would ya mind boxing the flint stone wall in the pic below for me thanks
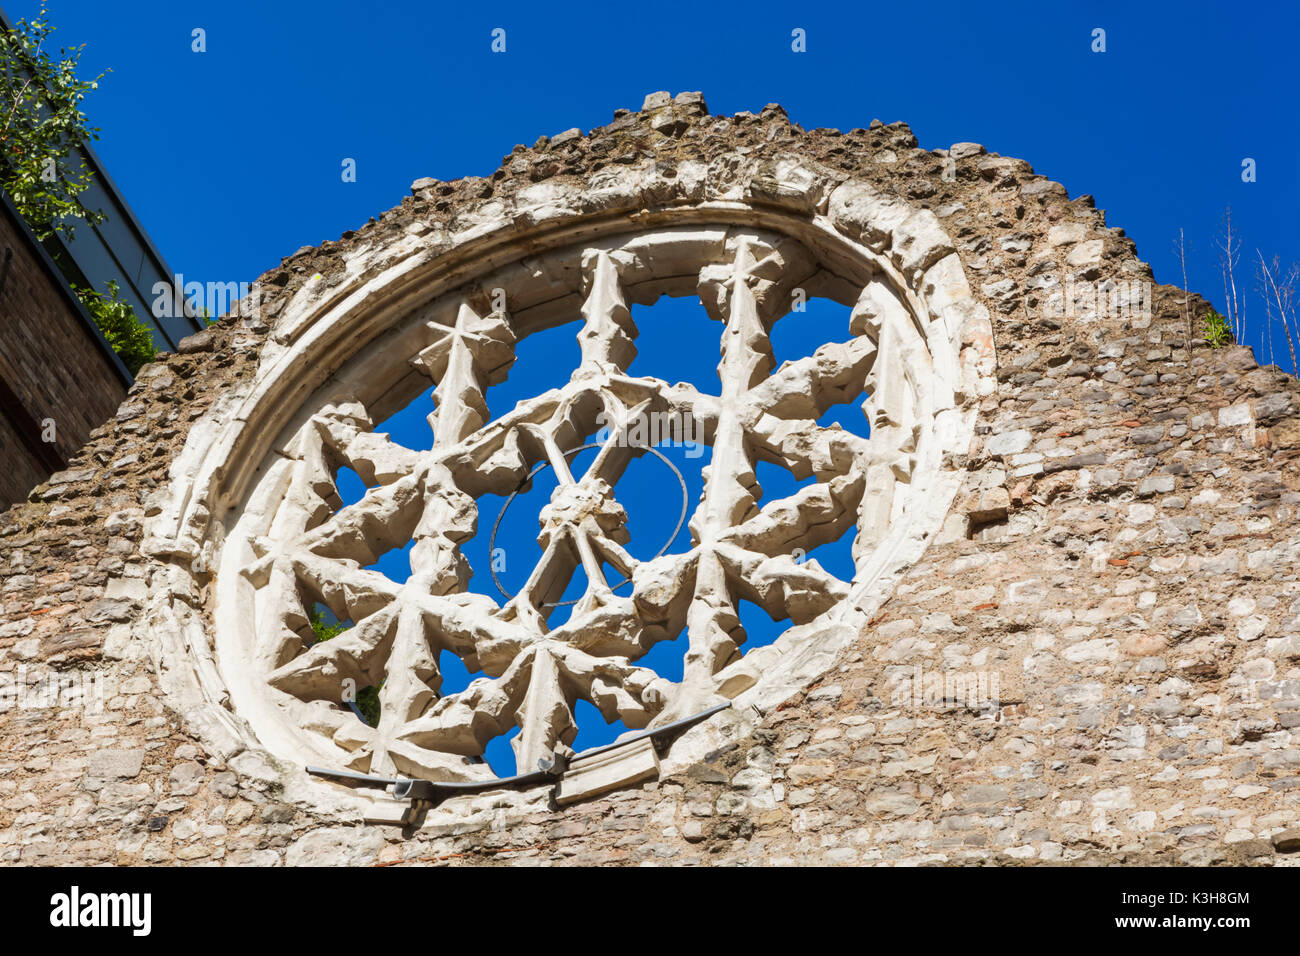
[2,92,1299,866]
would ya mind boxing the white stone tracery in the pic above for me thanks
[228,228,936,781]
[142,166,995,811]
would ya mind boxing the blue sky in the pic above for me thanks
[15,0,1297,773]
[18,0,1297,326]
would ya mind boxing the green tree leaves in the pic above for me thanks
[0,2,108,241]
[309,607,381,726]
[75,280,156,374]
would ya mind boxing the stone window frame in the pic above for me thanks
[140,157,995,821]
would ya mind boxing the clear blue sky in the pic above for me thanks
[17,0,1297,329]
[16,0,1297,773]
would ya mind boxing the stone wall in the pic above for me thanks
[2,93,1299,866]
[0,198,128,509]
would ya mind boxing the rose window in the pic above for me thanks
[149,184,991,810]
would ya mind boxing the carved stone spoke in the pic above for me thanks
[370,603,441,774]
[411,298,516,446]
[577,250,638,377]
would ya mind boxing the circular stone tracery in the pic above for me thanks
[145,172,995,806]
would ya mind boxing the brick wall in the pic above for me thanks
[0,198,127,510]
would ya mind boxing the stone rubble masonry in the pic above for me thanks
[2,91,1300,866]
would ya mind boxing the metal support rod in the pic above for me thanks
[572,700,732,762]
[306,700,731,807]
